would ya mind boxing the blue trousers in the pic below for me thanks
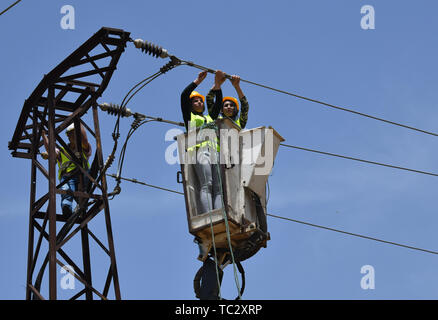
[59,172,89,215]
[193,150,223,214]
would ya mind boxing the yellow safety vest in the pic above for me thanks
[188,113,220,152]
[57,147,90,180]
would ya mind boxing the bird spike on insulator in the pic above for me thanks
[133,38,169,58]
[99,103,132,118]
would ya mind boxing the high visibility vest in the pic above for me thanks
[57,147,90,180]
[188,113,219,152]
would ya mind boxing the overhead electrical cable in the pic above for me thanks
[101,109,438,179]
[266,213,438,256]
[98,57,182,196]
[133,38,438,138]
[108,174,184,195]
[116,38,438,257]
[279,143,438,177]
[179,60,438,138]
[0,0,21,16]
[108,174,438,257]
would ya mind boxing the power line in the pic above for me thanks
[103,109,438,178]
[267,213,438,256]
[108,174,438,257]
[108,174,184,195]
[182,61,438,138]
[124,42,438,255]
[100,59,182,196]
[108,113,438,178]
[280,143,438,177]
[132,40,437,137]
[0,0,21,16]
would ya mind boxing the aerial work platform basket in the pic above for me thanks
[176,118,284,263]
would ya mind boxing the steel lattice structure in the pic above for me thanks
[8,27,131,300]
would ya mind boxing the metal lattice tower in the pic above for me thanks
[8,27,131,300]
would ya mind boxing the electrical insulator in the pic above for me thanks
[133,39,169,58]
[99,103,132,118]
[104,154,115,170]
[131,117,143,130]
[160,56,181,74]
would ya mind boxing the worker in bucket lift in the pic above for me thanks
[207,71,249,129]
[42,123,91,218]
[180,70,224,214]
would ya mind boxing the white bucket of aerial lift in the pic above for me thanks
[238,124,284,199]
[176,118,284,256]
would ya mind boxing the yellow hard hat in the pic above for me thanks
[190,91,205,102]
[222,96,239,112]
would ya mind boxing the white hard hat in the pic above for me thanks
[66,124,75,134]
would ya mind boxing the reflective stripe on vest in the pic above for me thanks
[57,147,90,180]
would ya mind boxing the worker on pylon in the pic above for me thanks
[180,70,225,214]
[42,123,91,218]
[207,72,249,129]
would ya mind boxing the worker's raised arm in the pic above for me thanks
[212,70,226,91]
[180,71,207,129]
[230,75,249,129]
[80,125,92,158]
[207,70,225,120]
[194,70,207,86]
[41,130,60,160]
[230,75,244,100]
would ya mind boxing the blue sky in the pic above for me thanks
[1,0,438,300]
